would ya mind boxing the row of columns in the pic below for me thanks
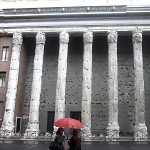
[0,30,147,140]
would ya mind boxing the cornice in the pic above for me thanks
[0,5,150,20]
[3,6,126,16]
[1,5,150,31]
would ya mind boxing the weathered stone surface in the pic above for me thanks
[82,31,93,138]
[24,32,45,138]
[54,31,69,122]
[132,30,147,140]
[107,30,119,139]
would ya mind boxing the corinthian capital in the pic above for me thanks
[59,31,69,44]
[13,32,23,45]
[132,30,142,43]
[108,30,117,43]
[36,31,46,45]
[83,31,93,44]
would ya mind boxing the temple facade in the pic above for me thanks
[0,0,150,140]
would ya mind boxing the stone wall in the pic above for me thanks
[118,35,135,134]
[39,36,59,132]
[22,37,35,132]
[91,36,108,134]
[143,35,150,135]
[15,39,28,120]
[22,35,150,135]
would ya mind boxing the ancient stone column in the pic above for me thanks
[1,32,22,136]
[81,31,93,138]
[54,31,69,122]
[132,30,147,140]
[24,31,45,138]
[107,30,119,139]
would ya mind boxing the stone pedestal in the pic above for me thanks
[132,30,147,140]
[107,30,119,139]
[82,31,93,138]
[1,32,22,137]
[24,31,45,138]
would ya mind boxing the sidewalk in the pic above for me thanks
[0,141,150,150]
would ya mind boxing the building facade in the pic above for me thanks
[0,0,150,140]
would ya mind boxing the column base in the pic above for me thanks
[106,122,119,140]
[0,121,15,138]
[0,130,14,138]
[134,123,147,140]
[82,127,92,140]
[24,122,39,139]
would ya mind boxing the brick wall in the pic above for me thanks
[0,36,12,126]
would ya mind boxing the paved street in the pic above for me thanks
[0,142,150,150]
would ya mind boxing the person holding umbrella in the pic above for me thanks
[53,117,83,150]
[49,127,65,150]
[68,128,81,150]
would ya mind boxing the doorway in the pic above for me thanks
[15,117,22,133]
[47,111,55,132]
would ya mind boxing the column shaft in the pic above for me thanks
[54,31,69,122]
[82,32,93,138]
[132,30,147,139]
[1,32,22,135]
[25,32,45,137]
[107,30,119,139]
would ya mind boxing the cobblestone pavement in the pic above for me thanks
[0,141,150,150]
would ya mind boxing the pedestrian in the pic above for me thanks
[68,128,81,150]
[49,127,65,150]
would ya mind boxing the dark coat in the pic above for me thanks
[49,135,65,150]
[68,136,81,150]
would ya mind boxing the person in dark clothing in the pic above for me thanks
[68,129,81,150]
[49,128,65,150]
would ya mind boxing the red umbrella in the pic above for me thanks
[54,118,84,129]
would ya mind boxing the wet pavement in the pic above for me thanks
[0,141,150,150]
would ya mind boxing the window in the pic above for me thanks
[0,72,6,87]
[2,46,9,61]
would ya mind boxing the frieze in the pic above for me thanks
[3,6,126,15]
